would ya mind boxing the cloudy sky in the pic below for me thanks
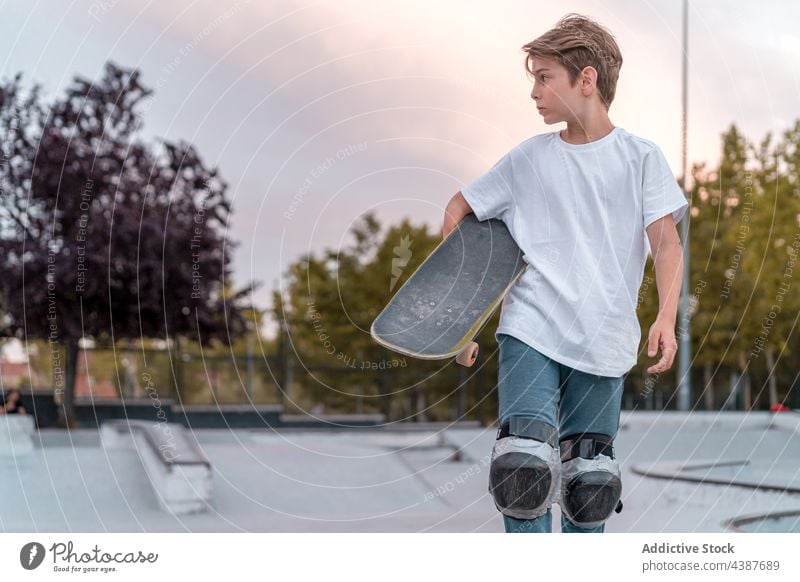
[2,0,798,337]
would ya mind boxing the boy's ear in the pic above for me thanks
[579,66,599,96]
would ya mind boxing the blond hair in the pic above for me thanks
[522,14,623,110]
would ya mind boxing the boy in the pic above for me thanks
[441,14,687,533]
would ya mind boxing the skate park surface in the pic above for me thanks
[2,411,799,533]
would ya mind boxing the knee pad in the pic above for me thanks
[559,433,623,529]
[489,416,561,520]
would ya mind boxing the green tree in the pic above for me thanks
[275,212,493,421]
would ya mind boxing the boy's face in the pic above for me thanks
[529,56,593,125]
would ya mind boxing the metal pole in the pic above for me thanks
[246,328,254,401]
[356,349,364,414]
[677,0,692,411]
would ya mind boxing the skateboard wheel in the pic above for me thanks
[456,342,479,367]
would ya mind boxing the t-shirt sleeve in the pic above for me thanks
[642,146,689,229]
[460,150,514,222]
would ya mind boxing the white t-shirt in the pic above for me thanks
[460,126,688,377]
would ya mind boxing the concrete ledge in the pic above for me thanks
[620,410,798,431]
[101,420,212,514]
[279,413,386,428]
[173,404,282,428]
[631,457,800,494]
[0,415,36,456]
[181,404,283,412]
[386,421,482,431]
[622,412,800,530]
[725,509,800,532]
[76,398,175,426]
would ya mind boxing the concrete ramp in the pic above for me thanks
[101,420,212,515]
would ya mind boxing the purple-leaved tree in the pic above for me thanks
[0,62,254,427]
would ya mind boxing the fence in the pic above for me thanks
[3,338,797,424]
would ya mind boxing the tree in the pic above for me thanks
[684,123,800,410]
[274,211,489,421]
[0,62,254,426]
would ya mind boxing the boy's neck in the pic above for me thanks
[560,112,615,145]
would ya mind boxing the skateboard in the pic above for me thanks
[370,213,527,367]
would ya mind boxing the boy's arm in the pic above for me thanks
[644,214,684,374]
[441,191,474,239]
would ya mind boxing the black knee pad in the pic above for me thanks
[489,416,561,520]
[559,433,623,529]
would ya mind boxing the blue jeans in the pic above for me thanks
[495,333,624,533]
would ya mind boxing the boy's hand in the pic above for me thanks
[646,317,678,374]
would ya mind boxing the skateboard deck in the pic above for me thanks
[370,213,527,366]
